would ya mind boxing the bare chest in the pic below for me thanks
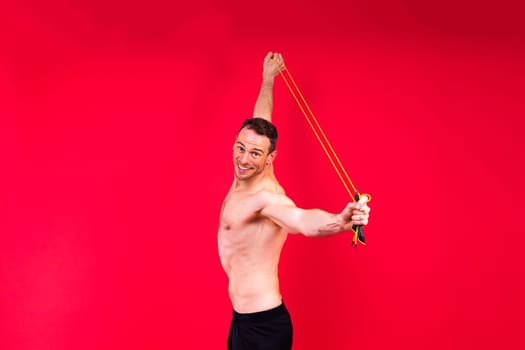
[220,194,260,232]
[217,192,264,268]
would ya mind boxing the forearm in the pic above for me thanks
[298,209,345,237]
[253,77,275,122]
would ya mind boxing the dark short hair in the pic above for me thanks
[237,118,278,154]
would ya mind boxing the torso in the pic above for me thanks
[218,180,288,313]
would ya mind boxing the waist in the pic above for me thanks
[228,271,281,312]
[233,302,288,323]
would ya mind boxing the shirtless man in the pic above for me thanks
[218,52,371,350]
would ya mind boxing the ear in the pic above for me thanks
[266,150,278,165]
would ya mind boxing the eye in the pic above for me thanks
[251,152,261,158]
[238,146,245,152]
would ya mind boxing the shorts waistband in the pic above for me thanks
[232,303,287,323]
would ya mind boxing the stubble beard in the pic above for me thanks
[234,162,264,182]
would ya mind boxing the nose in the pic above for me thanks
[239,152,249,163]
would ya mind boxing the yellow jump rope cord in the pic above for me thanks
[276,64,370,246]
[278,65,370,202]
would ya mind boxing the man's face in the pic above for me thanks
[233,127,274,181]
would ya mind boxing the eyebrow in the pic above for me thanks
[236,141,265,154]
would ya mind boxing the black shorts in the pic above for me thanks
[228,303,293,350]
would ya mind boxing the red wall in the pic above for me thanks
[2,1,524,349]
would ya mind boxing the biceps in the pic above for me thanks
[262,205,304,234]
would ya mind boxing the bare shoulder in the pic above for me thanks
[254,188,296,210]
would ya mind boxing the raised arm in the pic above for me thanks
[253,52,285,122]
[260,192,370,237]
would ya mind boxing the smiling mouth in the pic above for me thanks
[238,164,250,171]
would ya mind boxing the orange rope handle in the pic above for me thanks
[360,193,372,202]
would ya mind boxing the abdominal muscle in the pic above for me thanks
[218,223,287,313]
[227,267,282,313]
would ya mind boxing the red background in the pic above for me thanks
[2,1,524,349]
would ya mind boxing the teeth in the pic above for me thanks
[238,165,249,170]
